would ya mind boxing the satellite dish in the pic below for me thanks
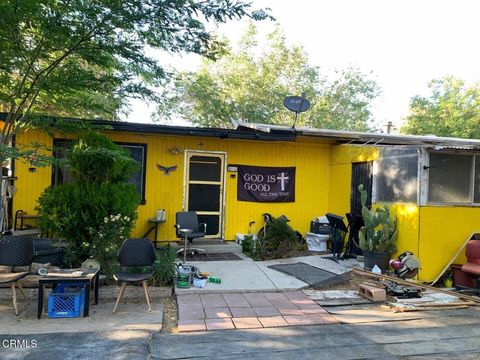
[283,96,310,113]
[283,93,311,129]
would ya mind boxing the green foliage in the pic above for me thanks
[152,245,178,287]
[255,217,298,260]
[36,182,139,267]
[0,142,60,169]
[0,0,270,142]
[154,23,379,131]
[402,76,480,138]
[241,235,256,258]
[0,0,268,232]
[357,184,398,253]
[69,132,139,184]
[36,132,139,267]
[89,214,135,282]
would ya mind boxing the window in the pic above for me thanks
[52,140,74,185]
[374,147,419,203]
[116,143,147,204]
[427,152,475,204]
[52,139,147,204]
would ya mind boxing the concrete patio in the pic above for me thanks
[175,254,359,294]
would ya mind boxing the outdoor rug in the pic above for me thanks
[267,262,348,288]
[178,252,243,261]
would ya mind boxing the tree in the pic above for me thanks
[0,0,269,230]
[402,77,480,138]
[154,23,380,131]
[0,0,269,142]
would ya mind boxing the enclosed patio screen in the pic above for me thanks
[428,153,471,203]
[426,152,480,205]
[375,147,418,203]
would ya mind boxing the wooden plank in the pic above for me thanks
[396,305,469,312]
[353,268,480,303]
[315,298,372,306]
[430,231,477,285]
[408,301,478,307]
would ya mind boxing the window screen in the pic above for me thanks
[52,140,73,185]
[188,184,221,211]
[428,153,471,203]
[189,156,221,182]
[475,156,480,203]
[375,147,418,203]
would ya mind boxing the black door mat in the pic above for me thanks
[268,262,348,288]
[177,252,243,261]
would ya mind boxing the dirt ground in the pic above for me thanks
[318,270,367,290]
[162,296,179,333]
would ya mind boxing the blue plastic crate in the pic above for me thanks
[47,284,85,318]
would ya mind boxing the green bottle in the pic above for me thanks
[208,276,221,284]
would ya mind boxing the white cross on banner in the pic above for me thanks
[237,165,296,202]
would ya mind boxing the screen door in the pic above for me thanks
[185,151,226,238]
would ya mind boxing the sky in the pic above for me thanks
[124,0,480,132]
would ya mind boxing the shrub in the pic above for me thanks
[255,217,297,260]
[37,182,139,267]
[68,132,139,184]
[153,245,177,286]
[89,214,135,282]
[241,235,254,254]
[36,132,140,268]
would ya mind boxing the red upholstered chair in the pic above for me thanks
[461,240,480,285]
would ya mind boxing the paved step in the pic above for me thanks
[169,240,243,254]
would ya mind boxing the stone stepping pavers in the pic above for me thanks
[177,291,339,332]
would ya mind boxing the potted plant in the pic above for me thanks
[356,184,398,271]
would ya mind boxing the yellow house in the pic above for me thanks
[7,116,480,282]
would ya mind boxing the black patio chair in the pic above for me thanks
[32,238,65,266]
[113,238,156,313]
[0,236,34,315]
[175,211,207,257]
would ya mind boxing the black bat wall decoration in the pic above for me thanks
[157,164,178,175]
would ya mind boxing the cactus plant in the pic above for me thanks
[357,184,398,253]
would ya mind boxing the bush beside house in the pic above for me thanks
[36,132,140,277]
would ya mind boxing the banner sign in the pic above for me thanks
[237,165,296,202]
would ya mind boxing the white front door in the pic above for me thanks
[184,151,226,238]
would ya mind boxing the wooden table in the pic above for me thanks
[37,268,100,319]
[143,218,166,247]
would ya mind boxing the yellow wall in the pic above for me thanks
[14,130,480,282]
[329,145,421,275]
[14,130,53,217]
[418,207,479,282]
[14,130,333,242]
[389,203,420,267]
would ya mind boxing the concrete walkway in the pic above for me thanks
[175,255,359,294]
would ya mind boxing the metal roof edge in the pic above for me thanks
[237,121,480,148]
[0,113,295,142]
